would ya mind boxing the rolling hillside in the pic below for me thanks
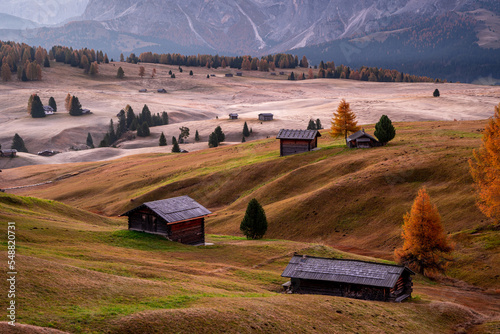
[3,119,499,291]
[0,192,497,333]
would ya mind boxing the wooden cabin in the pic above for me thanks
[121,196,211,245]
[276,129,321,156]
[236,72,243,76]
[282,255,414,302]
[346,130,380,148]
[157,88,167,93]
[258,113,274,121]
[229,113,239,120]
[0,149,17,158]
[225,73,233,77]
[43,106,54,115]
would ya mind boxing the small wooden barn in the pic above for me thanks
[346,130,380,148]
[121,196,211,245]
[229,113,239,120]
[276,129,321,156]
[258,113,274,121]
[157,88,167,93]
[282,255,414,302]
[0,149,17,158]
[225,73,233,77]
[43,106,54,115]
[236,72,243,76]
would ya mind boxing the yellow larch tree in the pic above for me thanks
[394,188,453,277]
[469,103,500,226]
[330,99,360,142]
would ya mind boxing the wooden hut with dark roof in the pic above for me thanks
[346,129,380,148]
[121,196,211,245]
[258,113,274,121]
[282,255,414,302]
[276,129,321,156]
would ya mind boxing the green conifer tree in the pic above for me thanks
[208,132,218,148]
[125,105,135,129]
[214,126,225,143]
[171,136,180,152]
[117,67,125,79]
[307,119,316,130]
[159,132,167,146]
[30,95,46,118]
[142,104,152,126]
[162,111,169,125]
[243,122,250,137]
[48,97,57,112]
[11,133,28,152]
[86,132,94,148]
[316,118,323,130]
[433,89,440,97]
[69,96,82,116]
[374,115,396,145]
[195,130,200,142]
[240,198,268,239]
[43,56,50,68]
[108,119,117,144]
[116,110,127,138]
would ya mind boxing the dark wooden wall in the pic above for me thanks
[280,139,313,156]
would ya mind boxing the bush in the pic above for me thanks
[240,198,268,239]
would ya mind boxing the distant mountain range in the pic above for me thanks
[1,0,499,82]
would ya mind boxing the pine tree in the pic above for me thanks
[43,56,50,67]
[330,99,360,142]
[171,136,180,152]
[142,104,152,126]
[117,67,125,79]
[69,96,82,116]
[159,132,167,146]
[125,105,135,129]
[116,110,127,138]
[48,97,57,112]
[189,70,193,76]
[307,119,316,130]
[433,89,440,97]
[394,188,453,276]
[208,132,219,148]
[243,122,250,137]
[11,133,28,152]
[374,115,396,145]
[315,118,322,130]
[162,111,169,125]
[288,72,295,80]
[64,93,71,112]
[242,136,246,143]
[120,53,124,62]
[99,134,109,147]
[30,94,45,118]
[214,126,225,143]
[195,130,200,142]
[27,94,34,113]
[86,132,94,148]
[108,119,117,144]
[104,54,109,63]
[130,118,138,131]
[240,198,268,239]
[171,73,176,79]
[469,103,500,225]
[89,62,99,75]
[207,74,210,79]
[139,66,145,78]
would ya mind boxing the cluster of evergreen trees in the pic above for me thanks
[51,45,107,75]
[307,119,323,130]
[0,41,46,82]
[97,104,169,147]
[136,52,298,70]
[27,94,57,118]
[208,126,225,148]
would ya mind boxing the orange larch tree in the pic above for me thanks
[469,103,500,226]
[329,99,360,142]
[394,188,453,277]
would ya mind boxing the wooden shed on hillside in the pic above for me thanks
[276,129,321,156]
[229,113,239,120]
[258,113,274,121]
[346,130,380,148]
[225,73,233,77]
[121,196,211,245]
[0,149,17,158]
[282,255,414,302]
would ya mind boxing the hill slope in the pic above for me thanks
[3,119,499,290]
[0,192,497,333]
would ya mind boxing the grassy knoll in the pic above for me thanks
[0,192,492,333]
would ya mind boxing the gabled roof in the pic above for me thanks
[276,129,321,140]
[229,113,239,117]
[43,106,54,111]
[259,113,274,116]
[282,255,414,288]
[121,196,211,223]
[347,130,378,142]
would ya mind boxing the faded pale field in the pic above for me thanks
[0,61,499,169]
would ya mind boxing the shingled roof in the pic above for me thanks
[347,130,378,142]
[276,129,321,140]
[282,255,414,288]
[121,196,211,223]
